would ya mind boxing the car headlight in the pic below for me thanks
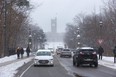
[50,59,53,63]
[34,59,38,61]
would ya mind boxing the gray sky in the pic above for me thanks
[29,0,103,33]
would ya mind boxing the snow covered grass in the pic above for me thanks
[0,53,33,77]
[0,55,16,63]
[99,56,116,69]
[0,57,33,77]
[0,52,28,63]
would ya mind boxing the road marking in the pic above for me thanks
[19,63,34,77]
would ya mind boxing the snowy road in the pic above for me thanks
[15,55,116,77]
[57,55,116,77]
[0,53,116,77]
[17,56,73,77]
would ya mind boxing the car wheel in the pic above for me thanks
[51,64,54,67]
[90,64,92,67]
[94,62,98,68]
[34,64,37,67]
[76,62,80,67]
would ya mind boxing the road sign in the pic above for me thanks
[98,39,103,44]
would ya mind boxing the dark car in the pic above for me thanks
[60,49,72,58]
[73,47,98,67]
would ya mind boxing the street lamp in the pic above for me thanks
[28,28,32,50]
[99,20,103,28]
[98,20,103,45]
[76,27,80,47]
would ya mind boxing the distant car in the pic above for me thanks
[56,48,63,55]
[73,47,98,67]
[34,49,54,67]
[70,49,77,56]
[60,49,72,58]
[48,48,54,55]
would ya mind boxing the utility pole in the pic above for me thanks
[3,0,7,56]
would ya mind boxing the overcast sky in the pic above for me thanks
[29,0,104,33]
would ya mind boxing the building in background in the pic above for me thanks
[51,17,57,33]
[45,17,64,42]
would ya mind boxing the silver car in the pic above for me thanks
[60,49,72,58]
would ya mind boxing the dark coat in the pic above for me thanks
[20,48,24,54]
[98,46,104,55]
[26,47,30,53]
[113,47,116,54]
[16,48,20,54]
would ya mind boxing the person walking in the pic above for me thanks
[20,47,24,58]
[98,46,104,60]
[113,46,116,63]
[26,46,31,57]
[16,47,21,59]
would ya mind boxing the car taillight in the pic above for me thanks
[80,52,84,55]
[92,52,96,54]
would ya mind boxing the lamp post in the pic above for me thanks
[28,28,32,50]
[77,27,80,47]
[33,33,36,51]
[98,20,103,45]
[111,19,116,46]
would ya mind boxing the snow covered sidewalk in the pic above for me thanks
[0,52,33,66]
[0,56,31,67]
[99,56,116,69]
[0,53,33,77]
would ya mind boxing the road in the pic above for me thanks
[16,56,73,77]
[16,55,116,77]
[57,55,116,77]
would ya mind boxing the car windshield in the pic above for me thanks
[80,49,94,52]
[36,51,51,56]
[62,52,71,53]
[58,48,63,51]
[63,49,70,51]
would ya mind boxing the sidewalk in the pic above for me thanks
[0,55,34,77]
[0,53,33,67]
[98,56,116,69]
[0,57,29,67]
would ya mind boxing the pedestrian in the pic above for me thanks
[98,46,104,60]
[26,46,31,57]
[20,47,24,58]
[16,47,21,59]
[113,46,116,63]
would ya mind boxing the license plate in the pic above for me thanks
[84,59,93,61]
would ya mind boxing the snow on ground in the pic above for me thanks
[99,56,116,69]
[0,53,33,77]
[0,55,16,63]
[0,52,27,63]
[0,57,32,77]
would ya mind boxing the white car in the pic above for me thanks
[34,49,54,67]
